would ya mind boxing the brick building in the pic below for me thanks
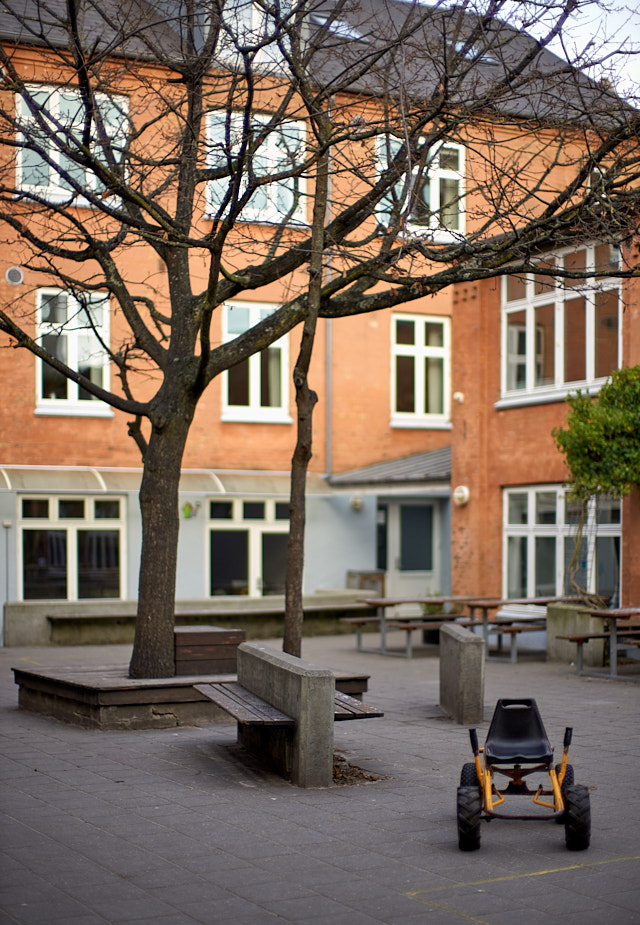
[1,0,638,645]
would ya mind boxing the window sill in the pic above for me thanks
[16,189,99,208]
[495,381,606,410]
[379,221,465,245]
[205,211,309,228]
[35,403,114,418]
[390,417,452,430]
[221,410,293,425]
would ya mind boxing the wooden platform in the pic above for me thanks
[11,664,237,730]
[174,625,245,675]
[11,664,372,730]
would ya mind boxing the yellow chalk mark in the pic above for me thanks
[406,855,640,905]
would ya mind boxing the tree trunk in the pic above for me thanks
[282,144,329,657]
[128,408,193,678]
[283,365,318,657]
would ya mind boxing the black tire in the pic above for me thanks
[457,786,482,851]
[554,763,575,823]
[564,784,591,850]
[460,762,479,787]
[556,763,574,788]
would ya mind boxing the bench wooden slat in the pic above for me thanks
[556,630,640,642]
[333,690,384,721]
[339,616,381,625]
[195,682,384,725]
[386,620,451,631]
[194,682,295,726]
[496,624,547,635]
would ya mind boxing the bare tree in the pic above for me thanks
[1,0,639,674]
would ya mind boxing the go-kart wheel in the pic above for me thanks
[554,763,574,822]
[460,762,479,787]
[457,786,482,851]
[556,763,574,787]
[563,784,591,850]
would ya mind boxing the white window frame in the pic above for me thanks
[17,85,128,206]
[18,494,126,601]
[217,0,292,69]
[498,243,622,407]
[391,313,451,429]
[377,137,465,241]
[206,110,306,225]
[502,485,621,601]
[35,288,112,417]
[208,497,290,597]
[221,301,291,423]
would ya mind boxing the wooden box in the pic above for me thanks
[174,625,246,676]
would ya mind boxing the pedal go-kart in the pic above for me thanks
[457,698,591,851]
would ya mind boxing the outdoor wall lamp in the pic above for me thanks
[452,485,470,506]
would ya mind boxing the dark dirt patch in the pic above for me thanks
[332,752,389,785]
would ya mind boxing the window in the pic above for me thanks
[207,111,306,224]
[209,498,289,596]
[391,314,451,427]
[310,13,367,41]
[500,244,621,404]
[35,288,111,416]
[17,85,128,204]
[19,495,125,600]
[218,0,291,67]
[222,302,290,422]
[377,137,465,238]
[503,487,621,603]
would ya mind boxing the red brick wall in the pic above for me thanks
[451,268,639,604]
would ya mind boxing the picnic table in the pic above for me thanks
[347,596,473,657]
[351,596,576,659]
[462,596,571,647]
[558,608,640,679]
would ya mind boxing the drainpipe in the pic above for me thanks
[324,98,334,478]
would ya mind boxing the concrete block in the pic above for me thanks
[439,624,485,725]
[237,642,335,788]
[546,603,605,667]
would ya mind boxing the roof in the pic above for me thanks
[0,0,628,124]
[329,446,451,486]
[0,465,330,496]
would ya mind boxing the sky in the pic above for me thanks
[422,1,640,100]
[541,2,640,99]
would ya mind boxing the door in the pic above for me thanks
[383,501,439,603]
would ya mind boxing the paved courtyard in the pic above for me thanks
[1,633,639,924]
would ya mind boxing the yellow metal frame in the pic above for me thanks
[473,741,571,819]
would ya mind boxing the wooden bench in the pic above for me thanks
[460,616,546,663]
[556,629,640,676]
[386,619,457,657]
[339,616,381,651]
[195,681,384,725]
[195,642,383,787]
[333,673,369,699]
[489,623,546,663]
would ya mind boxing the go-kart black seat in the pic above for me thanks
[484,699,553,766]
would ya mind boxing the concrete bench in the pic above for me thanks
[195,642,383,787]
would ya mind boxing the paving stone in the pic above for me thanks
[2,637,640,925]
